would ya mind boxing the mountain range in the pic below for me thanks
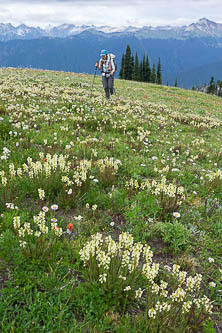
[0,18,222,88]
[1,18,222,41]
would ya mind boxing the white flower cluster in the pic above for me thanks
[6,202,18,210]
[182,300,192,314]
[96,157,122,174]
[137,127,151,142]
[1,174,7,186]
[1,153,71,188]
[9,163,16,178]
[148,301,171,318]
[126,176,185,205]
[145,262,212,319]
[186,273,202,292]
[79,232,145,285]
[170,287,186,302]
[51,221,63,237]
[38,188,45,200]
[169,111,221,129]
[151,177,185,201]
[142,262,159,283]
[206,169,222,182]
[1,147,11,160]
[135,288,144,299]
[13,210,63,248]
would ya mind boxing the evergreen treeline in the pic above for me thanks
[192,76,222,97]
[207,76,222,96]
[119,45,162,84]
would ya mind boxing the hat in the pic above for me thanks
[100,49,107,57]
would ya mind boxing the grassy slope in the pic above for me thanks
[0,68,221,332]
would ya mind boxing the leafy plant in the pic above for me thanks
[155,221,192,254]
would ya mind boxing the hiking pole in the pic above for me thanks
[90,62,98,97]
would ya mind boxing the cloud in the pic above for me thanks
[0,0,221,28]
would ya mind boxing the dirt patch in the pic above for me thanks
[149,238,173,266]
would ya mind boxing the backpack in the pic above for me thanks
[108,53,117,72]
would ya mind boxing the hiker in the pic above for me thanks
[96,50,116,100]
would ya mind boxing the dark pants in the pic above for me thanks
[102,74,114,99]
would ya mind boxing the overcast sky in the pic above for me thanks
[0,0,222,28]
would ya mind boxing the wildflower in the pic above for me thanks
[74,215,83,221]
[170,287,186,302]
[38,188,45,200]
[123,286,131,292]
[110,221,115,227]
[148,308,156,318]
[13,216,20,229]
[209,282,216,288]
[182,301,192,314]
[67,223,73,231]
[92,204,97,211]
[66,223,73,234]
[93,178,99,183]
[51,204,58,211]
[173,212,181,218]
[193,191,197,195]
[135,288,144,299]
[152,156,158,160]
[42,206,49,213]
[19,240,27,248]
[43,158,47,162]
[67,188,72,195]
[208,257,215,263]
[99,273,107,284]
[51,217,58,222]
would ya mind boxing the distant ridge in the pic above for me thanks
[1,18,222,41]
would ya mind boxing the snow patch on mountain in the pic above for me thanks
[0,18,222,41]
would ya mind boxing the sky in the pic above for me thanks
[0,0,222,28]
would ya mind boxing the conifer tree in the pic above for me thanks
[208,76,216,94]
[141,55,147,82]
[156,57,162,85]
[131,55,134,78]
[132,52,140,81]
[144,55,151,82]
[139,60,144,82]
[124,45,133,80]
[151,64,156,83]
[118,46,163,85]
[174,78,178,87]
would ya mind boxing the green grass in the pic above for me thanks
[0,67,221,332]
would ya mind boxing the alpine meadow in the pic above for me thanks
[0,67,222,333]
